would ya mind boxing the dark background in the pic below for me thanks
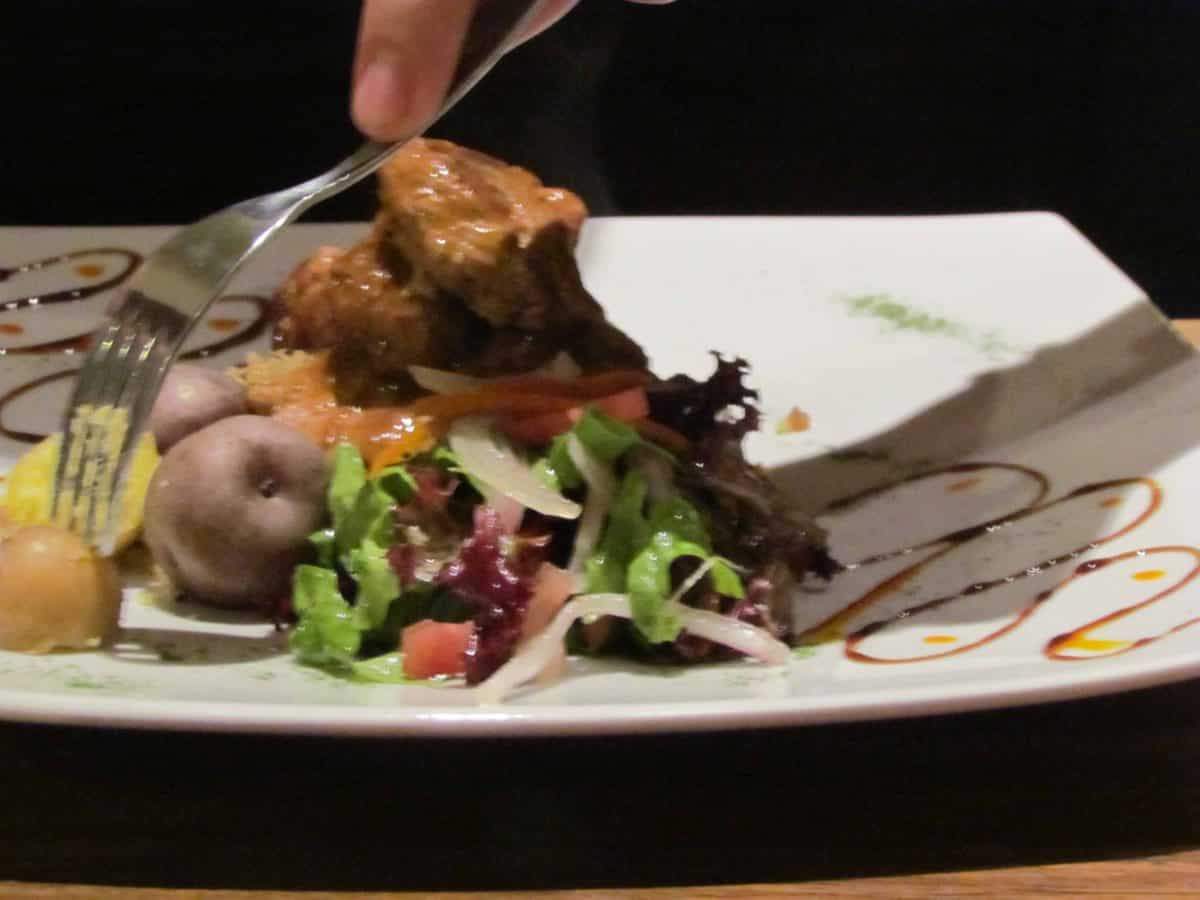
[3,0,1198,314]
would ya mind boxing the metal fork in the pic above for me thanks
[52,0,548,554]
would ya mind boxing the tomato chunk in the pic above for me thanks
[589,387,649,422]
[499,388,650,447]
[401,619,474,679]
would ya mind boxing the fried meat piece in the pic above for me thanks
[274,229,475,380]
[274,139,647,388]
[377,139,600,331]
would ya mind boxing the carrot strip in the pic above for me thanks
[404,390,584,421]
[632,419,691,456]
[457,370,653,399]
[366,419,439,474]
[267,369,661,466]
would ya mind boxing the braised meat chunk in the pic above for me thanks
[273,139,646,389]
[274,228,475,380]
[376,138,594,331]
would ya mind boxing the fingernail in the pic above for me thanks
[353,53,408,139]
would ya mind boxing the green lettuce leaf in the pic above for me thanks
[536,410,639,492]
[346,538,400,631]
[308,527,336,568]
[542,436,582,491]
[349,652,417,684]
[585,469,651,594]
[335,480,394,558]
[627,531,746,644]
[531,456,562,492]
[572,409,640,462]
[375,465,417,503]
[328,443,367,533]
[648,496,711,550]
[289,565,361,668]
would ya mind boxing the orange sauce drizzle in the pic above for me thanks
[207,317,241,332]
[775,406,810,434]
[0,323,24,336]
[820,475,1166,665]
[1045,546,1200,660]
[922,634,958,645]
[73,263,104,278]
[1055,635,1130,653]
[947,477,981,493]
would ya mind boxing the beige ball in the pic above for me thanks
[0,525,121,653]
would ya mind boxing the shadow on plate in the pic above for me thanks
[771,299,1200,648]
[109,627,288,667]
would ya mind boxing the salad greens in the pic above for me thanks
[289,565,361,669]
[289,445,421,680]
[285,390,779,687]
[537,408,644,492]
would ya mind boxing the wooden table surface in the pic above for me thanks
[4,324,1200,899]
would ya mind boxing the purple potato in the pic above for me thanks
[143,415,328,607]
[149,364,248,451]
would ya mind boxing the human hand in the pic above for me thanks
[351,0,676,141]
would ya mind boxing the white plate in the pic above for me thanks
[1,214,1198,736]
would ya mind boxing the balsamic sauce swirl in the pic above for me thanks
[0,246,270,443]
[0,248,140,311]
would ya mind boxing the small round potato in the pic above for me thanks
[143,415,329,607]
[0,525,121,652]
[149,364,248,451]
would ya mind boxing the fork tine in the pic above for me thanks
[92,325,172,551]
[52,317,124,530]
[54,302,164,550]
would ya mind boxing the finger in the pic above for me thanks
[352,0,478,142]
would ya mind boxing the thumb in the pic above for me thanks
[352,0,478,142]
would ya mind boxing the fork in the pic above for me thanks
[52,0,548,555]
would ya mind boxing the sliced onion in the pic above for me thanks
[540,351,582,379]
[672,606,791,666]
[472,591,791,704]
[474,593,632,704]
[408,365,485,395]
[448,418,581,519]
[565,434,615,573]
[409,353,581,396]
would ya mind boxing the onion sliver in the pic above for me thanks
[565,434,615,573]
[474,593,632,704]
[409,365,485,395]
[672,606,791,666]
[448,418,581,519]
[473,592,792,704]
